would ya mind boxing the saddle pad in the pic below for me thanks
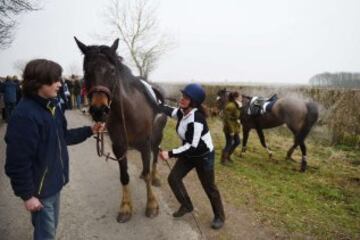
[247,96,277,115]
[140,79,161,104]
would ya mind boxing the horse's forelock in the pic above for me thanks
[83,45,121,67]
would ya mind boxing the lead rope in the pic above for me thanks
[160,149,207,240]
[95,76,129,162]
[95,131,125,162]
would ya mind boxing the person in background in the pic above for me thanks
[4,59,104,240]
[0,78,5,120]
[57,78,70,113]
[158,83,225,230]
[73,78,81,109]
[0,76,18,122]
[12,75,22,104]
[65,78,73,109]
[221,91,242,165]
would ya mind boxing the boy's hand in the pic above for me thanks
[159,150,170,161]
[92,122,106,134]
[24,197,43,212]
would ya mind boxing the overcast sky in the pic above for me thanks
[0,0,359,84]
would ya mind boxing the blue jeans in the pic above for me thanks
[31,192,60,240]
[76,95,81,109]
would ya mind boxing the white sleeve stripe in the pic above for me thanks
[172,142,191,154]
[201,132,214,151]
[171,108,179,119]
[191,122,203,148]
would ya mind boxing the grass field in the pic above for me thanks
[161,117,360,239]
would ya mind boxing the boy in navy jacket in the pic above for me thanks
[4,59,103,240]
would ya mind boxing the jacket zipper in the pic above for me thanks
[57,129,66,184]
[38,167,48,195]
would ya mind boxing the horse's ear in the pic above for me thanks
[74,36,88,54]
[111,38,119,52]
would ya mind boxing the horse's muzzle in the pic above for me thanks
[89,105,110,122]
[88,85,112,122]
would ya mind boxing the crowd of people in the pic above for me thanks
[0,75,22,122]
[0,74,88,122]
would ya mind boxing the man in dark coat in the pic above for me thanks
[4,59,104,240]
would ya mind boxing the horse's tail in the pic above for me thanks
[297,102,319,142]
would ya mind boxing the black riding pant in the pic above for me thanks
[168,151,225,221]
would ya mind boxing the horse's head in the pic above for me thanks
[74,37,121,122]
[216,88,229,111]
[241,95,252,108]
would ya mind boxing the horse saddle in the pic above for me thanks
[247,94,278,116]
[140,79,163,105]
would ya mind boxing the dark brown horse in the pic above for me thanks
[217,88,319,172]
[74,37,167,222]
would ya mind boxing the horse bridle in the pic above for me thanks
[88,85,112,99]
[87,81,129,162]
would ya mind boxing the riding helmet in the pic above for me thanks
[181,83,206,105]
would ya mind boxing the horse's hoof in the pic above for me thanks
[152,178,161,187]
[145,207,159,218]
[116,212,132,223]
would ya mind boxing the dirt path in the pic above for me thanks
[0,110,282,240]
[0,110,199,240]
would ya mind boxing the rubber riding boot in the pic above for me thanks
[173,205,193,218]
[211,218,225,230]
[221,151,229,165]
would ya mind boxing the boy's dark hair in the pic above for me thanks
[22,59,62,97]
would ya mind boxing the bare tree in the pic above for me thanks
[104,0,174,80]
[0,0,40,49]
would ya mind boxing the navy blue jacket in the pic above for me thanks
[4,95,93,200]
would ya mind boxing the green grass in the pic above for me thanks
[161,118,360,239]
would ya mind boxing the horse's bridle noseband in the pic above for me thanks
[88,85,112,100]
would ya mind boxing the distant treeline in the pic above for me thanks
[309,72,360,88]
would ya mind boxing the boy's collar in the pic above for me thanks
[29,95,58,113]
